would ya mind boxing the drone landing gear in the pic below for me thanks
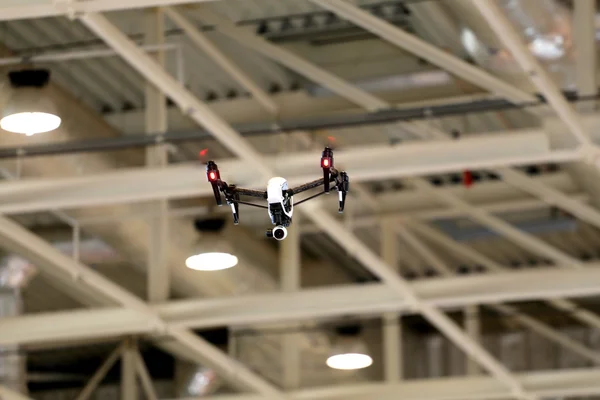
[227,186,241,225]
[337,171,349,213]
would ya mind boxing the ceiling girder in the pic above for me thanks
[2,266,600,347]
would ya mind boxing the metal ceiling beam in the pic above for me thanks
[307,0,536,104]
[402,222,600,365]
[0,0,215,21]
[412,179,583,267]
[302,194,588,233]
[280,203,525,397]
[497,167,600,231]
[197,8,389,112]
[163,7,278,115]
[471,0,593,148]
[172,367,600,400]
[3,266,600,346]
[80,13,273,178]
[145,7,170,304]
[0,215,282,396]
[411,178,600,331]
[574,0,597,113]
[76,12,550,395]
[0,131,578,214]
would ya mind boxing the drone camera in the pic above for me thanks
[267,226,288,241]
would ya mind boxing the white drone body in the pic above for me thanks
[206,146,348,241]
[267,177,293,240]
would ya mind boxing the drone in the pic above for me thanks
[206,146,349,240]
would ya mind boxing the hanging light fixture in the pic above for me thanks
[326,325,373,370]
[1,69,61,136]
[185,218,238,271]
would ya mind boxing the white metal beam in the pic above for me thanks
[121,339,139,400]
[163,7,278,115]
[574,0,597,112]
[411,178,600,331]
[3,266,600,347]
[281,220,301,390]
[75,344,123,400]
[273,204,524,397]
[497,167,600,231]
[0,0,215,21]
[381,220,402,382]
[197,8,389,112]
[400,222,600,365]
[0,215,283,396]
[80,12,273,178]
[471,0,593,148]
[464,305,481,375]
[134,350,159,400]
[307,0,536,104]
[74,11,547,395]
[411,179,583,267]
[0,131,578,214]
[171,367,600,400]
[145,7,170,304]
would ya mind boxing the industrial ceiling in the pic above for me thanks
[0,0,600,399]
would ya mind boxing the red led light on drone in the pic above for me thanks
[322,158,330,168]
[208,171,217,181]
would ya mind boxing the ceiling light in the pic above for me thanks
[326,352,373,370]
[326,325,373,370]
[186,218,238,271]
[185,252,238,271]
[1,69,61,136]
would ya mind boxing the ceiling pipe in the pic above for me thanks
[0,91,597,159]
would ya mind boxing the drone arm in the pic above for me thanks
[290,169,339,195]
[233,187,268,199]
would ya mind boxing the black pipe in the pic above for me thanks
[0,92,596,159]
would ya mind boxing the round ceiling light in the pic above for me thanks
[326,352,373,370]
[1,112,61,136]
[185,252,238,271]
[326,325,373,370]
[1,69,61,136]
[186,218,238,271]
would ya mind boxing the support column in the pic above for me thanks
[574,0,597,112]
[464,305,481,375]
[75,344,123,400]
[0,288,25,395]
[145,8,170,303]
[281,218,301,389]
[381,220,402,381]
[121,339,138,400]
